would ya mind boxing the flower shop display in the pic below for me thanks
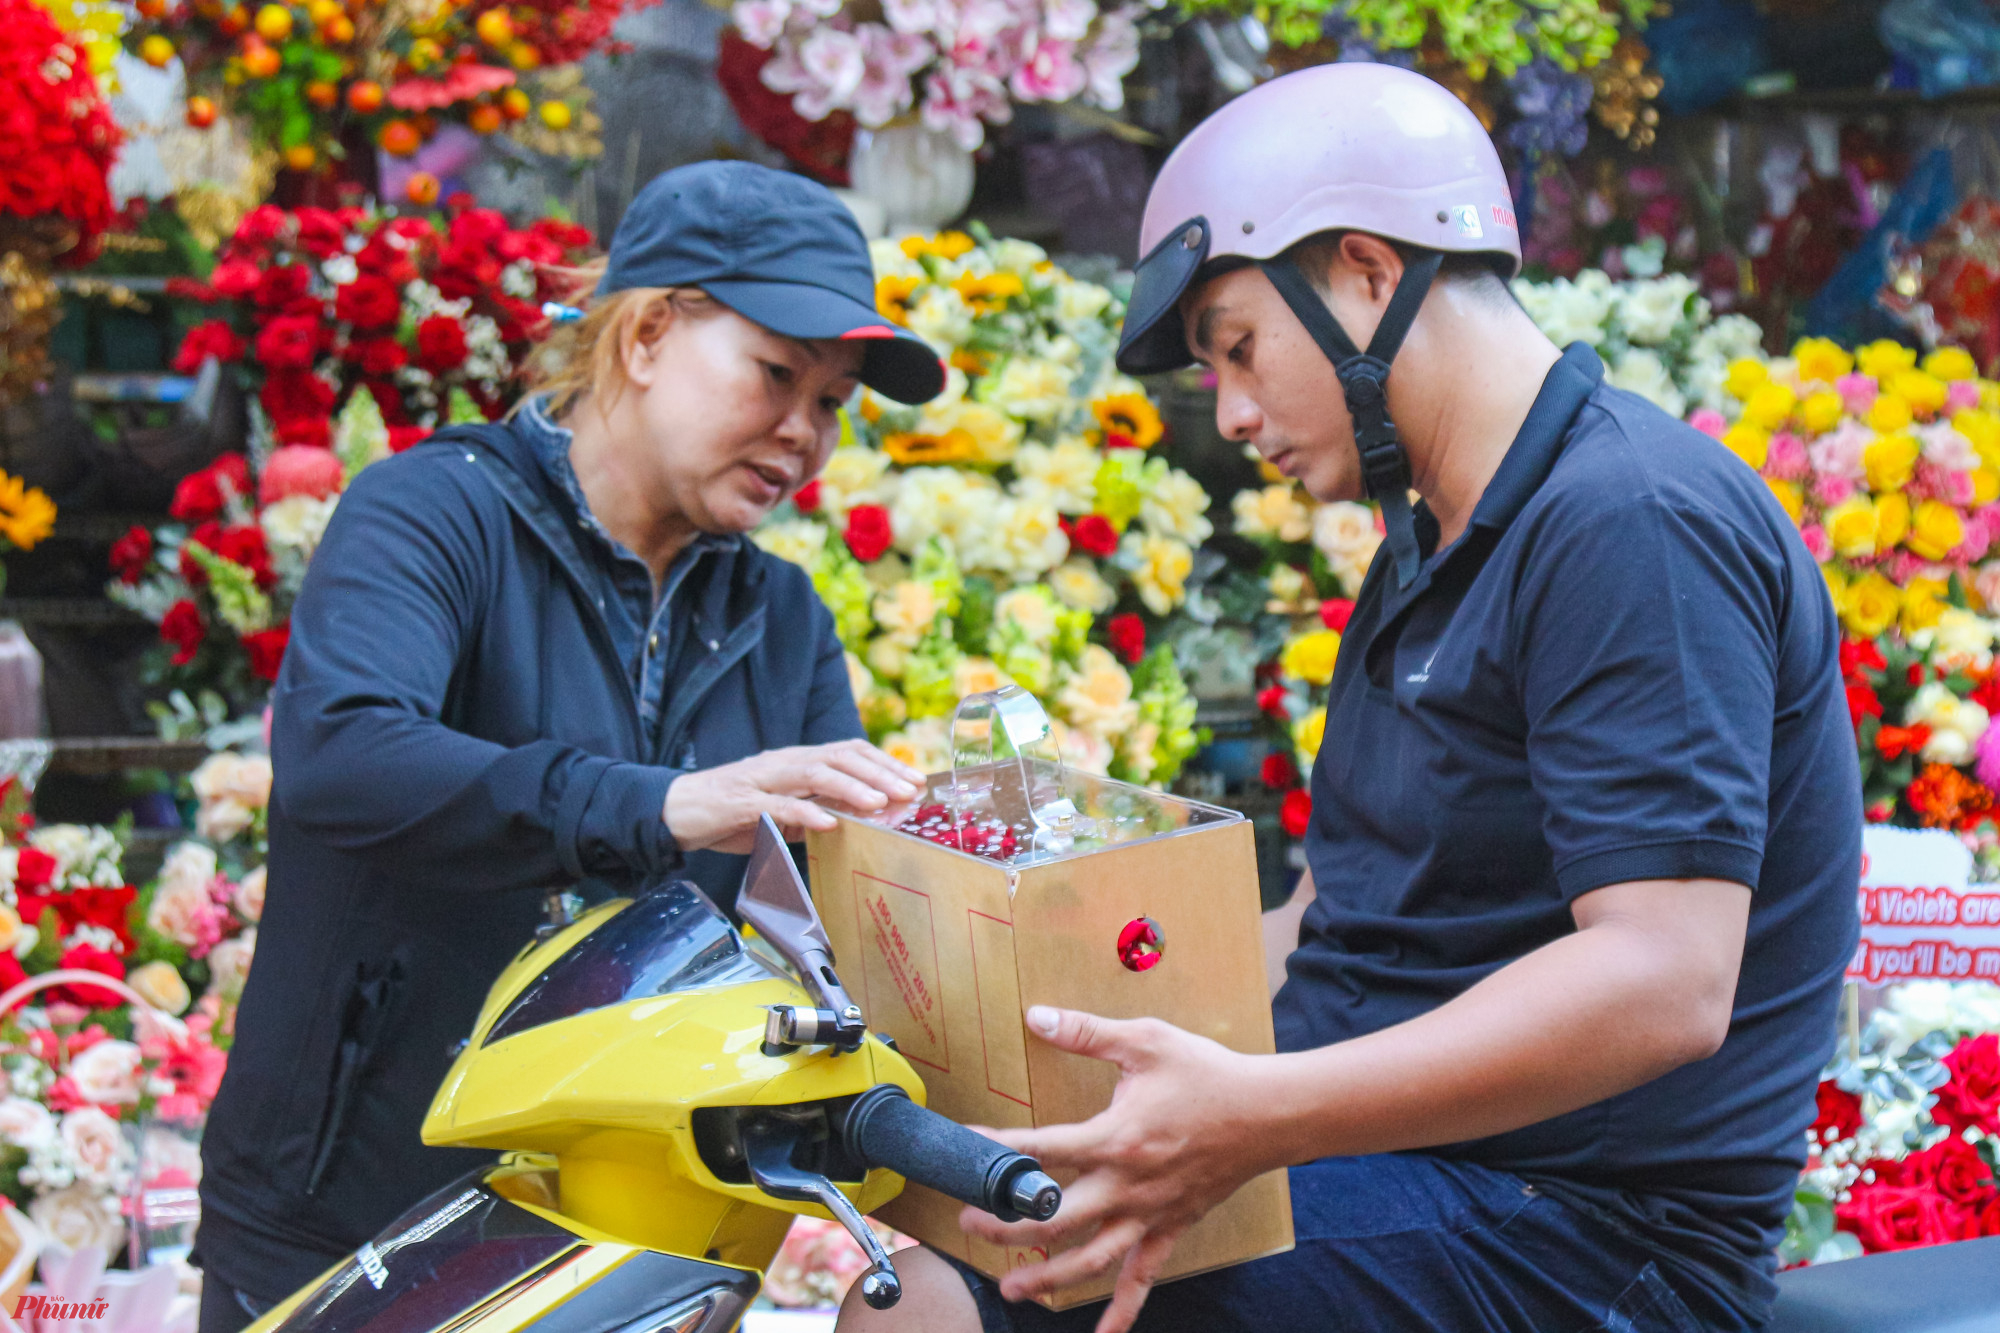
[764,1216,912,1309]
[0,470,57,599]
[0,0,124,403]
[728,0,1144,155]
[123,0,647,192]
[754,228,1206,786]
[1883,195,2000,379]
[1787,980,2000,1263]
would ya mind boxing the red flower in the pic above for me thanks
[1842,639,1887,681]
[213,525,275,587]
[254,314,322,371]
[260,446,345,504]
[261,368,335,425]
[1279,788,1313,838]
[1877,1137,2000,1207]
[13,847,54,893]
[168,454,251,523]
[1260,751,1297,790]
[160,599,204,666]
[275,417,332,450]
[334,276,402,330]
[252,262,311,311]
[1257,685,1291,719]
[243,623,291,682]
[234,204,286,247]
[414,315,469,374]
[53,944,124,1009]
[1811,1081,1864,1141]
[291,207,348,258]
[1320,598,1355,632]
[388,425,431,453]
[844,504,894,562]
[1837,1185,1983,1253]
[108,524,151,585]
[793,480,822,513]
[1934,1033,2000,1135]
[1108,613,1146,665]
[1876,724,1933,760]
[209,257,261,299]
[1847,683,1884,729]
[1974,673,2000,719]
[530,218,595,252]
[1908,663,1927,688]
[345,335,408,377]
[172,320,243,374]
[1066,514,1119,558]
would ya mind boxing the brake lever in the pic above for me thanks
[740,1119,901,1309]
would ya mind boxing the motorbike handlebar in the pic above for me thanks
[841,1085,1062,1224]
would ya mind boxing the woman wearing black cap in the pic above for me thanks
[191,162,949,1330]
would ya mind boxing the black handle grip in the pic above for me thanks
[842,1086,1062,1224]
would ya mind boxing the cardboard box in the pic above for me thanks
[806,755,1294,1309]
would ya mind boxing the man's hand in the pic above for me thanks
[664,740,925,853]
[958,1006,1278,1333]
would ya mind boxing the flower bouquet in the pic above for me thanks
[729,0,1143,153]
[1787,980,2000,1263]
[754,228,1207,786]
[123,0,648,189]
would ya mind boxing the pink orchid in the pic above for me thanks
[732,0,792,46]
[882,0,937,32]
[1010,36,1086,101]
[1078,7,1137,107]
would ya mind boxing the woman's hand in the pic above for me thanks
[664,740,927,853]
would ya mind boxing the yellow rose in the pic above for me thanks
[1890,369,1948,418]
[1057,644,1139,735]
[874,580,942,644]
[0,903,20,955]
[1907,500,1967,561]
[127,960,191,1016]
[1875,491,1911,550]
[1857,340,1917,380]
[1924,347,1979,382]
[1794,337,1855,384]
[1293,707,1327,762]
[1122,532,1193,615]
[1821,563,1847,608]
[1840,571,1900,639]
[1822,496,1878,557]
[953,656,1011,698]
[1280,629,1342,686]
[1901,576,1949,635]
[1955,409,2000,469]
[1867,393,1914,433]
[1863,433,1921,493]
[1764,477,1804,524]
[1800,390,1844,435]
[1741,382,1797,431]
[1977,468,2000,506]
[1724,357,1769,401]
[1722,423,1769,469]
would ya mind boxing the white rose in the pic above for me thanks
[59,1107,132,1188]
[157,842,218,901]
[235,864,266,922]
[67,1040,143,1106]
[127,960,192,1016]
[1140,469,1214,545]
[1053,276,1111,325]
[1231,483,1312,543]
[1912,608,1998,674]
[207,928,256,1002]
[197,799,256,844]
[815,447,894,520]
[1310,501,1383,593]
[1614,274,1700,346]
[0,1096,55,1148]
[1604,348,1686,417]
[994,588,1059,644]
[147,876,215,951]
[980,356,1073,425]
[752,519,828,571]
[1056,645,1139,737]
[191,751,273,811]
[905,286,973,350]
[976,498,1067,579]
[28,1181,126,1253]
[260,494,339,557]
[1516,272,1614,347]
[1047,559,1115,614]
[1011,439,1101,515]
[1905,681,1989,762]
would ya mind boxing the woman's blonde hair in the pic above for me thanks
[518,256,721,420]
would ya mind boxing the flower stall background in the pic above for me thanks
[753,227,1205,788]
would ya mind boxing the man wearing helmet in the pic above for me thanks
[842,64,1859,1333]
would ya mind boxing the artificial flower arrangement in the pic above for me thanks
[1786,980,2000,1263]
[110,201,594,705]
[124,0,643,185]
[729,0,1142,153]
[754,228,1206,786]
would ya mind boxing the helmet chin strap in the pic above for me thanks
[1258,250,1442,589]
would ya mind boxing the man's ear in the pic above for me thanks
[1336,233,1407,308]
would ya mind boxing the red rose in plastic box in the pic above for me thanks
[1933,1033,2000,1135]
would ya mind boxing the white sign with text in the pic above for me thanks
[1850,825,2000,985]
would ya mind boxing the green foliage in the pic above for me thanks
[1176,0,1651,72]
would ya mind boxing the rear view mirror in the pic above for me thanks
[738,814,864,1050]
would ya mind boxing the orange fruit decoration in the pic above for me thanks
[186,95,218,128]
[405,172,441,206]
[322,13,354,41]
[473,7,512,46]
[305,80,338,109]
[253,3,293,40]
[135,0,168,17]
[284,143,317,171]
[242,42,282,77]
[379,119,421,155]
[346,79,383,113]
[407,36,442,69]
[500,87,530,120]
[218,6,249,33]
[139,34,176,66]
[507,41,538,69]
[467,103,502,134]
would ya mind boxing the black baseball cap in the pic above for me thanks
[601,161,946,405]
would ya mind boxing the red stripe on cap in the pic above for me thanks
[840,325,900,340]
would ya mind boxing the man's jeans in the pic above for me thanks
[945,1152,1756,1332]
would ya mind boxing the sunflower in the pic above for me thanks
[1091,391,1164,450]
[901,231,976,261]
[883,427,981,466]
[951,271,1024,316]
[950,347,991,376]
[0,471,56,551]
[875,275,921,325]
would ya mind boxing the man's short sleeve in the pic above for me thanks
[1515,498,1778,899]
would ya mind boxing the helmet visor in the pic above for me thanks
[1115,217,1210,376]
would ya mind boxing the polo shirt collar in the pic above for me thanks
[1467,341,1605,535]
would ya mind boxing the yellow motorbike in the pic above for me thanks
[243,814,1061,1332]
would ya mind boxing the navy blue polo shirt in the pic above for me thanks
[1273,344,1861,1319]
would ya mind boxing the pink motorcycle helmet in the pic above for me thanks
[1117,63,1520,588]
